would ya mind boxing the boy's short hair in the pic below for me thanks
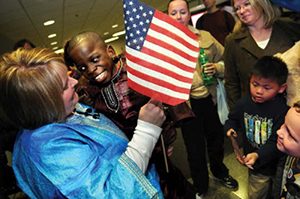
[251,56,288,85]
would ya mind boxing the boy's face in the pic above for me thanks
[69,39,114,85]
[277,107,300,157]
[249,75,286,103]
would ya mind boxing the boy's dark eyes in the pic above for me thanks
[91,57,99,63]
[77,65,87,72]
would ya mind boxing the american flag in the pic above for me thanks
[123,0,199,106]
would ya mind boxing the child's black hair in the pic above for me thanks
[251,56,288,85]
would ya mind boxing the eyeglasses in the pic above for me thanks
[234,1,252,13]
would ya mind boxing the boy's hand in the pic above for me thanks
[244,152,259,170]
[226,128,237,137]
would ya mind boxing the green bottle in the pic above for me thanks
[199,48,215,86]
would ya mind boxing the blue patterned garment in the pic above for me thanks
[12,103,163,199]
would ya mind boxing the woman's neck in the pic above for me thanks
[248,20,272,42]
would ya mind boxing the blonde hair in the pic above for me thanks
[0,48,67,129]
[232,0,281,32]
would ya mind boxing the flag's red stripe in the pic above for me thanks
[127,62,192,93]
[128,79,186,106]
[140,46,195,73]
[150,22,199,53]
[154,11,198,41]
[146,34,197,63]
[126,51,194,80]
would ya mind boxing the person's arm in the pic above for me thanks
[125,99,165,173]
[224,35,242,110]
[223,98,243,134]
[125,120,162,173]
[202,31,225,78]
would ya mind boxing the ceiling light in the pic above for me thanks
[112,30,125,37]
[52,46,58,50]
[104,32,109,35]
[50,41,58,45]
[104,37,119,43]
[43,20,55,26]
[112,24,118,28]
[54,48,64,54]
[48,34,57,38]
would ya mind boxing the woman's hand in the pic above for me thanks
[138,98,166,127]
[203,63,216,77]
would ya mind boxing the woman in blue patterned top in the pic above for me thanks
[0,48,166,199]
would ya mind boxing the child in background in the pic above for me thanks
[277,101,300,198]
[224,56,289,199]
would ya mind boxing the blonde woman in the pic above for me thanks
[224,0,300,110]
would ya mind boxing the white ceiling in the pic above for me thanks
[0,0,176,53]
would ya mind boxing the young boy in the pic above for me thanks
[224,56,289,199]
[277,101,300,198]
[64,31,196,199]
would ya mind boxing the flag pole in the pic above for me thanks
[160,135,169,173]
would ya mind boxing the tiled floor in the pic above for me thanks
[170,128,249,199]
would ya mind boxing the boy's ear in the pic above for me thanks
[278,83,287,94]
[107,45,116,57]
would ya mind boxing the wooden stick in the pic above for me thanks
[160,135,169,173]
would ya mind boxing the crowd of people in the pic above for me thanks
[1,0,300,198]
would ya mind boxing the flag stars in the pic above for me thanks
[123,0,155,51]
